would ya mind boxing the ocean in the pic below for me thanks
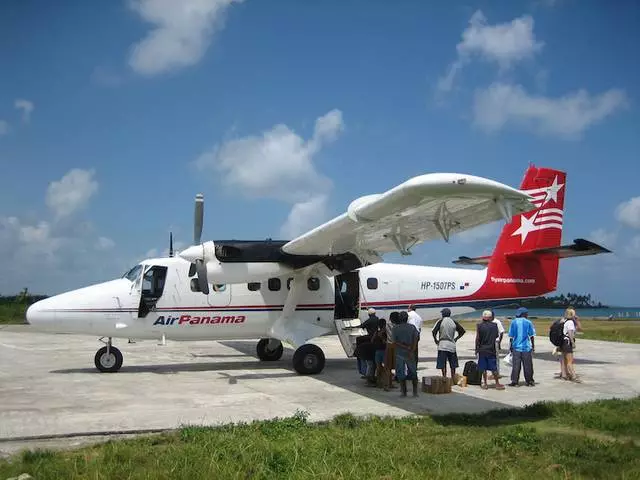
[456,307,640,320]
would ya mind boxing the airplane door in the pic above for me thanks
[334,272,360,319]
[138,265,168,318]
[207,283,231,307]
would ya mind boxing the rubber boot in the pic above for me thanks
[412,379,419,397]
[400,380,407,397]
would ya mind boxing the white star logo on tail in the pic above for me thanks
[524,175,565,208]
[514,176,565,244]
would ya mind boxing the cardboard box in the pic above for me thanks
[422,376,453,394]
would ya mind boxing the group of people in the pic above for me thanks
[354,304,582,395]
[354,305,423,397]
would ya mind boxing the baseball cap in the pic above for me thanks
[367,307,376,315]
[482,310,493,319]
[516,307,528,317]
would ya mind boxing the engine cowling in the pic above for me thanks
[204,261,295,284]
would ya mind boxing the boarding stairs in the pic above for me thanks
[334,318,367,357]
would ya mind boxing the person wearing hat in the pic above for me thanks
[475,310,505,390]
[508,307,536,387]
[432,307,466,380]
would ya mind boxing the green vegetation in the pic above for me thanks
[0,303,28,325]
[519,292,607,309]
[1,398,639,479]
[0,289,47,325]
[459,318,640,345]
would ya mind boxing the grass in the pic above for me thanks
[0,303,28,325]
[1,398,639,479]
[459,317,640,344]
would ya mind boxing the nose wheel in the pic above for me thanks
[256,338,284,361]
[94,337,123,373]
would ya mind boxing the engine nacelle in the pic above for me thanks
[204,261,296,284]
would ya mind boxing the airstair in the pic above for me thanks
[334,318,366,357]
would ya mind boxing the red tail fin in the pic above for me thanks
[485,165,566,297]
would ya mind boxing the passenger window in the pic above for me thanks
[367,277,378,290]
[308,277,320,291]
[268,278,281,291]
[248,282,261,291]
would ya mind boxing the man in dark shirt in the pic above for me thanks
[475,310,505,390]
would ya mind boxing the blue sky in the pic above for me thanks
[0,0,638,305]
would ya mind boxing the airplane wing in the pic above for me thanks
[281,173,535,257]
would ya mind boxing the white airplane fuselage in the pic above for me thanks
[26,257,494,341]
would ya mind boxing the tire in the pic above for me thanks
[256,338,283,361]
[94,346,123,373]
[292,344,325,375]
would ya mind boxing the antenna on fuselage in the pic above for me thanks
[169,232,174,257]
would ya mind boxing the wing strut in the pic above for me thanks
[433,202,460,243]
[268,268,332,349]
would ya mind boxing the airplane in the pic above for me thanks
[25,165,610,375]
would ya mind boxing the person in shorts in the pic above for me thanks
[560,308,580,382]
[432,308,466,380]
[475,310,505,390]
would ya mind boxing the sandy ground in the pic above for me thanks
[1,325,639,456]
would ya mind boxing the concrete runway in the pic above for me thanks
[1,325,639,455]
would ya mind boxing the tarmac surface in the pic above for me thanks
[1,324,639,456]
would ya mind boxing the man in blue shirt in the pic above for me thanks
[508,307,536,387]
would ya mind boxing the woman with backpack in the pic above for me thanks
[551,308,580,381]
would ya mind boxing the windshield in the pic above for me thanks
[122,264,143,283]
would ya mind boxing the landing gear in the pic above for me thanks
[292,344,325,375]
[256,338,284,361]
[94,337,123,373]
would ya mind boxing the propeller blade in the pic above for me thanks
[169,232,174,258]
[194,193,204,245]
[195,259,209,295]
[188,263,196,277]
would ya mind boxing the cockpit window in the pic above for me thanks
[123,264,143,283]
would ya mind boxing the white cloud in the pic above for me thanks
[615,197,640,229]
[96,236,116,250]
[0,120,8,135]
[45,169,99,218]
[14,99,34,123]
[280,195,329,239]
[127,0,243,76]
[589,228,617,248]
[437,10,543,93]
[195,109,342,203]
[472,82,628,138]
[195,109,344,236]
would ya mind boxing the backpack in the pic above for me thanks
[463,360,481,385]
[549,319,565,347]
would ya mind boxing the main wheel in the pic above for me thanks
[292,344,325,375]
[256,338,283,361]
[94,346,123,373]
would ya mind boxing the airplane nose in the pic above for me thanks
[25,299,56,327]
[25,303,33,324]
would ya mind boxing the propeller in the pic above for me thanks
[185,193,209,295]
[169,232,174,258]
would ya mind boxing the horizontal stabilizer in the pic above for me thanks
[452,255,491,266]
[504,238,612,259]
[453,238,611,266]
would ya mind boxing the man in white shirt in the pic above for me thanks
[407,305,423,337]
